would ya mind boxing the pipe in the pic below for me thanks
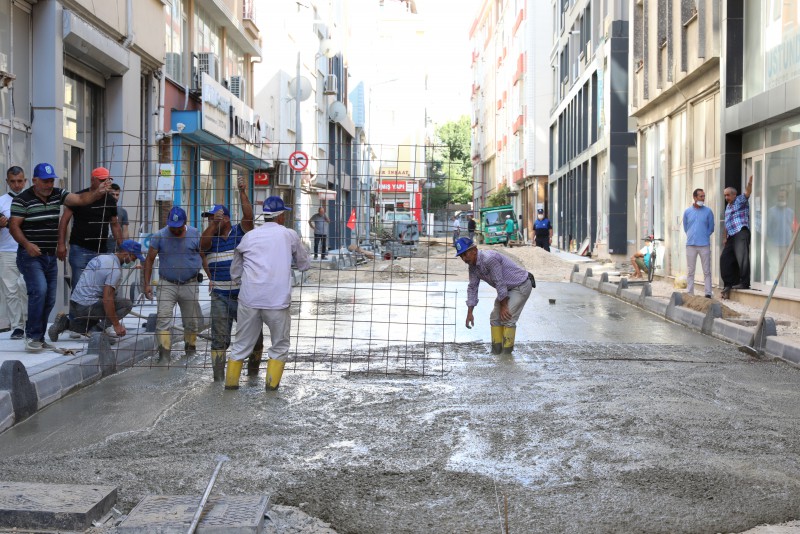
[187,455,229,534]
[121,0,134,48]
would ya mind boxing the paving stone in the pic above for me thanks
[0,481,116,531]
[118,495,268,534]
[30,368,62,410]
[0,391,13,432]
[79,353,102,383]
[0,360,36,422]
[58,361,84,395]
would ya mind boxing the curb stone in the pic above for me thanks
[570,266,800,364]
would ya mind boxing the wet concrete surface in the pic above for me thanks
[1,282,800,533]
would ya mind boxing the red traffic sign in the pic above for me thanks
[288,151,309,172]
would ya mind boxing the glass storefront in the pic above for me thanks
[744,0,800,99]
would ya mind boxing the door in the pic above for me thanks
[745,156,764,284]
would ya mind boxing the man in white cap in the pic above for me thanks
[224,196,310,391]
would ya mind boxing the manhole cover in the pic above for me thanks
[118,494,268,533]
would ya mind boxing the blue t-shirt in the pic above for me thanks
[204,224,246,295]
[149,226,202,283]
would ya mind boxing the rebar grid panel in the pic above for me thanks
[4,139,477,377]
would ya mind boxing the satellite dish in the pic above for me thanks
[289,77,313,102]
[319,39,338,59]
[328,101,346,123]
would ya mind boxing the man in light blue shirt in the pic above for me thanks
[683,188,715,298]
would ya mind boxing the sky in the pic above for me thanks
[417,0,483,125]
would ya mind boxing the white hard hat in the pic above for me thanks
[506,215,511,218]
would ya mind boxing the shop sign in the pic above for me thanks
[379,169,410,176]
[766,26,800,90]
[201,73,265,156]
[156,164,174,201]
[379,180,408,193]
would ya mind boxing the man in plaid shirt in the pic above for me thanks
[456,237,534,354]
[720,175,753,298]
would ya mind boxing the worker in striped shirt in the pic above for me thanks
[456,237,535,355]
[199,176,261,382]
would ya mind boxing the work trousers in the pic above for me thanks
[452,229,460,246]
[229,303,291,363]
[535,236,551,252]
[489,279,532,328]
[313,234,327,258]
[686,245,712,296]
[156,279,201,334]
[721,227,750,287]
[209,291,263,352]
[17,250,57,341]
[0,251,26,331]
[69,297,133,334]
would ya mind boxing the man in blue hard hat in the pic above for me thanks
[456,236,534,354]
[224,196,310,391]
[143,206,204,362]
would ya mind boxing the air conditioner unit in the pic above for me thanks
[324,74,338,95]
[198,52,219,82]
[165,52,181,81]
[277,164,292,186]
[230,75,245,100]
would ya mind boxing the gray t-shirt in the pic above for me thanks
[107,206,129,252]
[71,254,122,306]
[309,213,329,235]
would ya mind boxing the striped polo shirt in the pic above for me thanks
[205,224,246,295]
[11,186,69,253]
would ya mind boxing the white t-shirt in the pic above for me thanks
[453,219,461,231]
[0,192,18,252]
[230,222,310,309]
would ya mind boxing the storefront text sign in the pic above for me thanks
[379,180,408,193]
[201,73,266,157]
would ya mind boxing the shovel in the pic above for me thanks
[738,222,800,357]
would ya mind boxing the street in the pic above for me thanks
[1,282,799,533]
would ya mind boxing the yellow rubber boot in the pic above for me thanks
[502,327,516,354]
[211,350,226,382]
[491,326,504,354]
[184,332,197,358]
[266,359,286,391]
[224,360,243,390]
[157,331,171,361]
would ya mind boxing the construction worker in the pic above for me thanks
[200,176,263,382]
[504,215,515,247]
[457,237,534,354]
[533,208,553,251]
[142,206,203,362]
[224,196,310,391]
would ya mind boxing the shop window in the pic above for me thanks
[195,7,221,61]
[165,0,186,84]
[767,116,800,148]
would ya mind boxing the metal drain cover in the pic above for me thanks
[118,495,269,533]
[0,481,117,531]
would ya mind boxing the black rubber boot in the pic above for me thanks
[184,343,197,359]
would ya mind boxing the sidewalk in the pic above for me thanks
[0,280,212,433]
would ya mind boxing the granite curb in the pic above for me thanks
[570,265,800,364]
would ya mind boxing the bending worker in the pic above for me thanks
[456,237,534,354]
[225,196,310,391]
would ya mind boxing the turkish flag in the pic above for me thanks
[346,208,356,230]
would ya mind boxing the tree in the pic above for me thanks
[426,115,473,209]
[487,184,510,207]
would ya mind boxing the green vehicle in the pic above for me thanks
[478,204,517,245]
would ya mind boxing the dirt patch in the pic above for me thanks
[680,293,741,319]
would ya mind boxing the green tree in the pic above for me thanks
[487,184,510,207]
[426,115,473,209]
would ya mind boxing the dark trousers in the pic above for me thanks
[721,227,751,287]
[69,297,133,334]
[313,234,327,258]
[535,236,551,252]
[17,250,58,341]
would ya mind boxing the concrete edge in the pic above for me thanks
[0,306,210,434]
[568,267,795,364]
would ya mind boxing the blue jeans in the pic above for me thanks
[210,291,263,353]
[17,249,58,341]
[69,243,99,290]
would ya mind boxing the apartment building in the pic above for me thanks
[630,0,721,281]
[0,0,164,311]
[722,0,800,295]
[548,0,634,256]
[470,0,552,239]
[159,0,266,226]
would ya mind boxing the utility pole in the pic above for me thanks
[293,51,302,236]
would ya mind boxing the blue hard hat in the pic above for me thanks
[454,237,476,257]
[262,196,292,217]
[167,206,187,227]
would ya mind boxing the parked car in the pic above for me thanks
[383,211,420,244]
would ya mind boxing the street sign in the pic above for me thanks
[288,151,309,172]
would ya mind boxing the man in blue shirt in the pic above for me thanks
[721,175,753,298]
[200,177,262,382]
[683,188,715,298]
[143,206,204,362]
[533,208,553,251]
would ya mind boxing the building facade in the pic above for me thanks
[0,0,164,311]
[631,0,721,280]
[548,0,635,256]
[470,0,552,240]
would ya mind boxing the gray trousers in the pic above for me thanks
[156,279,201,334]
[230,302,291,362]
[489,280,532,327]
[686,245,712,296]
[69,297,133,333]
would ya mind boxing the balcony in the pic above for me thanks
[242,0,259,39]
